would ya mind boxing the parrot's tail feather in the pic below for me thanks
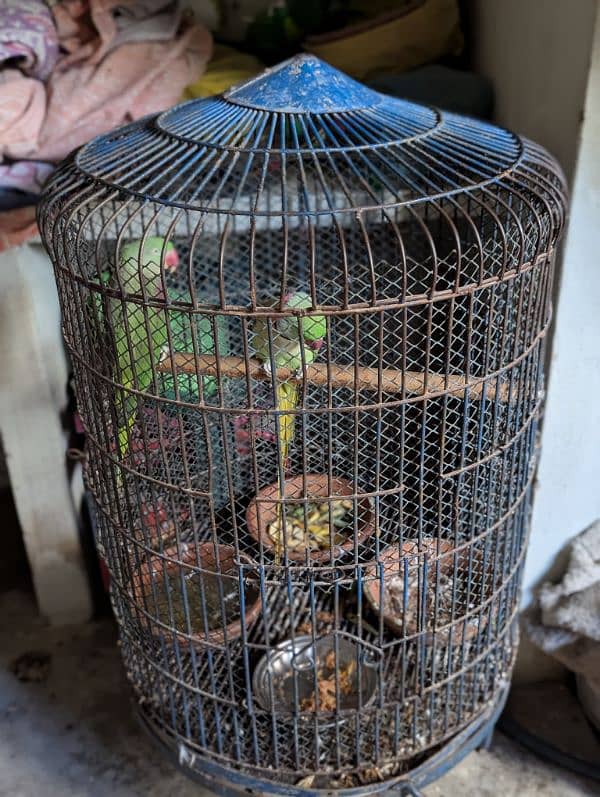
[117,396,139,459]
[276,380,298,467]
[274,379,299,565]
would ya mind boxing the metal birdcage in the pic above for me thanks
[39,55,567,795]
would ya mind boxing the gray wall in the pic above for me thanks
[469,0,600,679]
[468,0,597,183]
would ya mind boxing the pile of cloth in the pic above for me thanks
[528,520,600,731]
[0,0,213,250]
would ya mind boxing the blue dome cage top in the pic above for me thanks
[66,55,565,223]
[39,56,568,797]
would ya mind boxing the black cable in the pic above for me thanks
[499,714,600,782]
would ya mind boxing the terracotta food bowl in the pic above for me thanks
[364,538,488,644]
[131,542,261,647]
[246,474,375,563]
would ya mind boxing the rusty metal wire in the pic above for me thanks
[39,56,568,793]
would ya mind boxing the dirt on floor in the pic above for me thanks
[0,590,597,797]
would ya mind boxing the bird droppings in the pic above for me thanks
[10,651,52,683]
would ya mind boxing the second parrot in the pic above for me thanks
[253,291,326,467]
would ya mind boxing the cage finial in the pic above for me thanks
[224,53,382,113]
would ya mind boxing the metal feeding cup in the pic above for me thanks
[253,634,379,723]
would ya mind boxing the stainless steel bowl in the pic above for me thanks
[252,634,379,722]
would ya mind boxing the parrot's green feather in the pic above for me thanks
[118,407,137,461]
[111,299,168,456]
[159,295,229,402]
[109,237,174,458]
[301,313,326,342]
[87,269,111,339]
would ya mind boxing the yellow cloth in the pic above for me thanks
[182,45,264,99]
[305,0,463,81]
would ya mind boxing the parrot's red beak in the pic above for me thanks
[164,248,179,272]
[307,338,323,351]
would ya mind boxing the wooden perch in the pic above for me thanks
[158,354,510,402]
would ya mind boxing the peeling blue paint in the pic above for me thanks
[225,54,383,114]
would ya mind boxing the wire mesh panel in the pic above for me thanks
[39,56,567,793]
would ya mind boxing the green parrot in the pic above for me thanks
[253,291,326,465]
[159,286,229,403]
[106,237,179,458]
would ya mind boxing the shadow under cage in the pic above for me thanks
[38,56,567,795]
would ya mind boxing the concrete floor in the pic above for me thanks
[0,590,597,797]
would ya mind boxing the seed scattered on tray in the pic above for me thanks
[297,610,335,635]
[300,649,356,712]
[268,498,354,552]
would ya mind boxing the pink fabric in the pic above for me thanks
[52,1,97,59]
[86,0,183,65]
[0,0,59,80]
[54,0,184,67]
[0,161,53,193]
[0,206,38,250]
[0,1,212,250]
[0,70,46,160]
[36,13,212,161]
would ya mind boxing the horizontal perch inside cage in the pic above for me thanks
[158,353,510,402]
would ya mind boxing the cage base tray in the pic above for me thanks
[136,683,507,797]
